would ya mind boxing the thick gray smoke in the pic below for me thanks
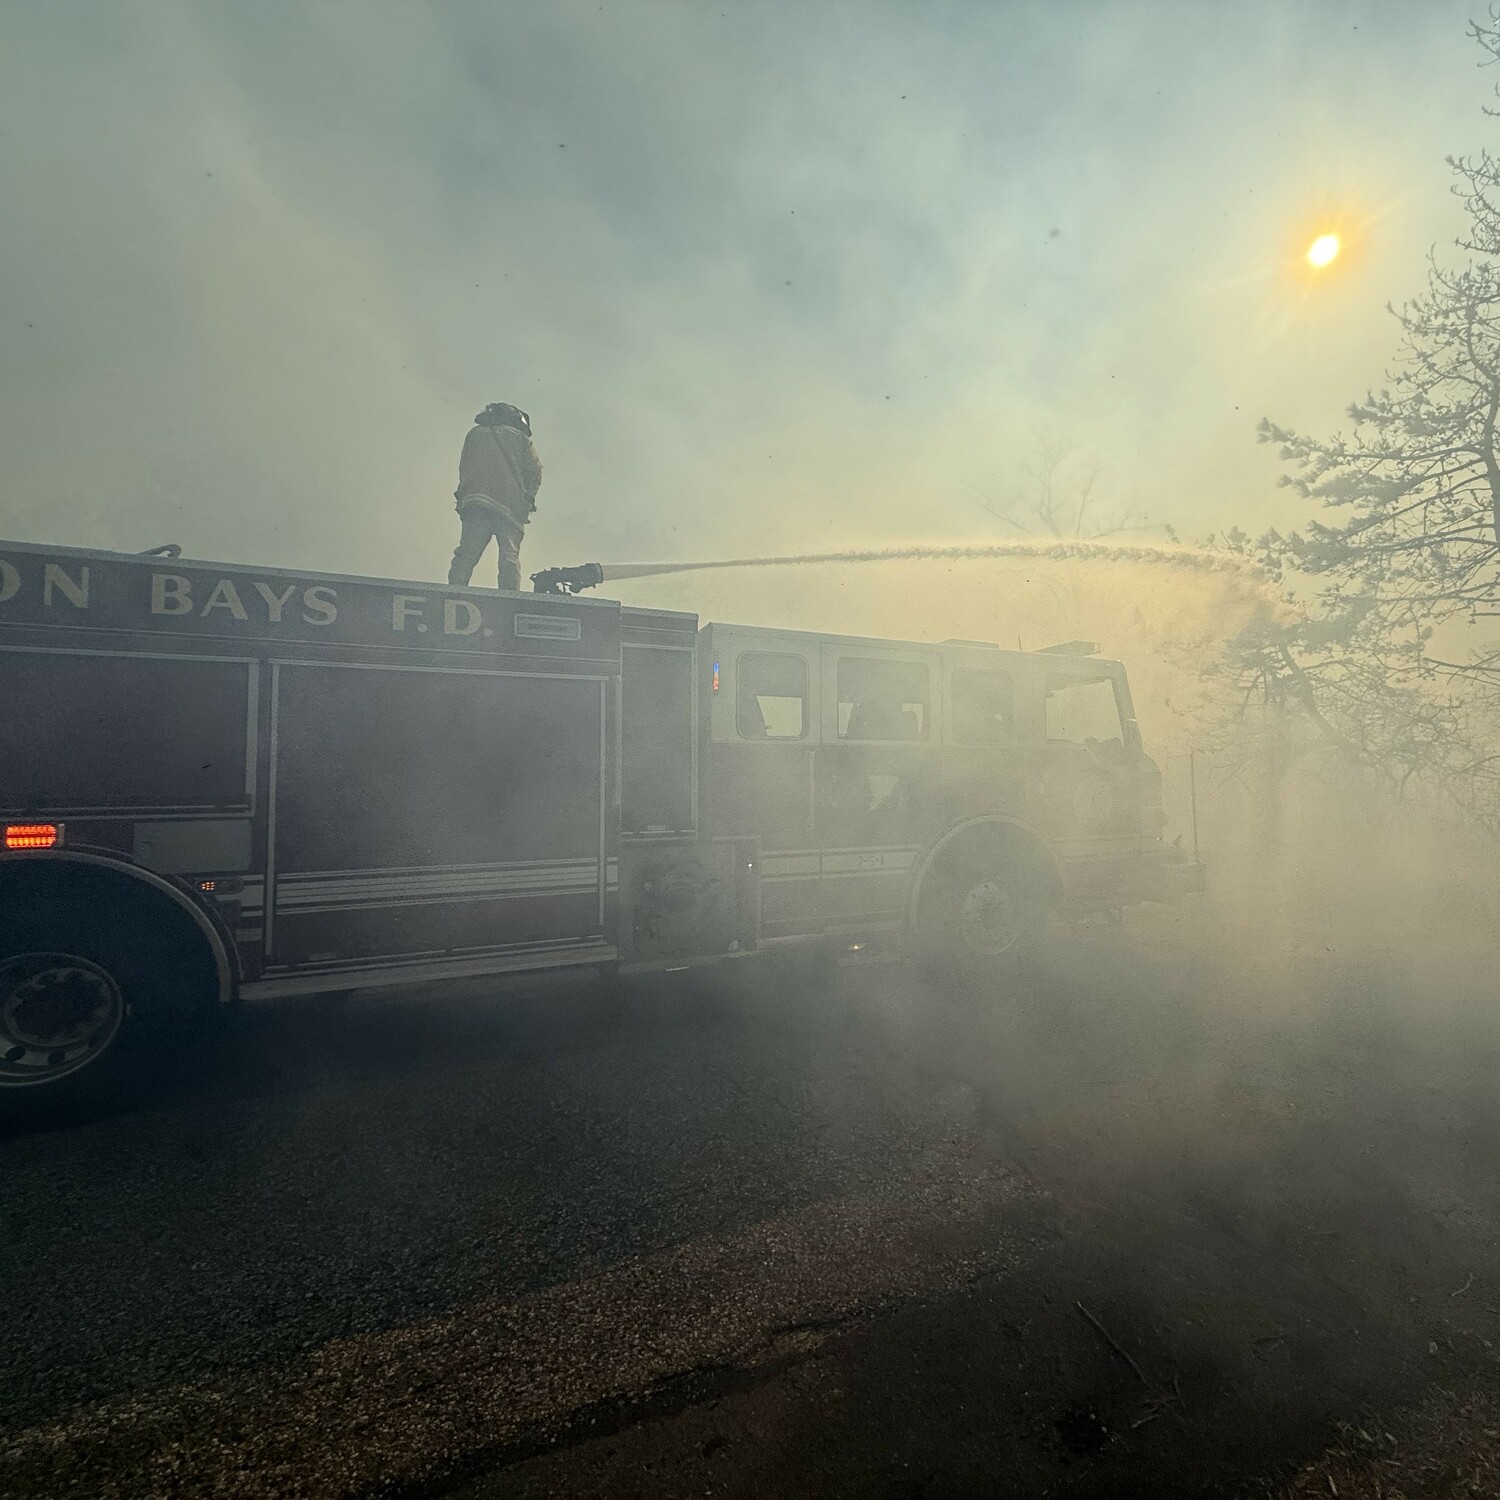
[0,4,1479,580]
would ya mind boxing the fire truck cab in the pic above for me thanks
[0,539,1201,1093]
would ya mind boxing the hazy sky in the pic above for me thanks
[0,0,1489,591]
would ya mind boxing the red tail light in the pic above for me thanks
[5,822,62,850]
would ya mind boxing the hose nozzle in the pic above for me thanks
[530,562,605,595]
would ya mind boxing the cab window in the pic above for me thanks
[837,657,928,740]
[737,652,808,739]
[1044,673,1125,749]
[951,668,1014,744]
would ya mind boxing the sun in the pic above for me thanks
[1306,232,1342,269]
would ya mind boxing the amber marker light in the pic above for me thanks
[4,823,61,850]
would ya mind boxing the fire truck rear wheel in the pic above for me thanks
[0,904,217,1094]
[911,849,1053,990]
[0,948,126,1089]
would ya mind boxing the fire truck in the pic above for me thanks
[0,538,1202,1093]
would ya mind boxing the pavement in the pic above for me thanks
[4,914,1500,1498]
[0,956,1045,1497]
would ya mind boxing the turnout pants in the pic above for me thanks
[449,506,525,591]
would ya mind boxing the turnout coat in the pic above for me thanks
[455,423,542,527]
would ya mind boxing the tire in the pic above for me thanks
[910,847,1053,992]
[0,903,214,1097]
[0,946,127,1091]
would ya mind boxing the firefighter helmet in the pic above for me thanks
[476,402,531,436]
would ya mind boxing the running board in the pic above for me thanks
[240,942,617,1001]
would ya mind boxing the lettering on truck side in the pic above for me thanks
[0,559,92,608]
[0,552,579,645]
[149,573,339,626]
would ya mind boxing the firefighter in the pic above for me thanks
[447,402,542,591]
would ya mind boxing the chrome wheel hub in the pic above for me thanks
[958,878,1022,956]
[0,953,124,1087]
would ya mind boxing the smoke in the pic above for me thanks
[607,542,1289,768]
[608,532,1500,975]
[0,1,1484,581]
[601,544,1295,737]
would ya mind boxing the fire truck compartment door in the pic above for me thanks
[266,663,609,968]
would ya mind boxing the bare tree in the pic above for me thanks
[1206,574,1500,833]
[971,435,1151,541]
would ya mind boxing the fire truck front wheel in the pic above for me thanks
[910,840,1055,990]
